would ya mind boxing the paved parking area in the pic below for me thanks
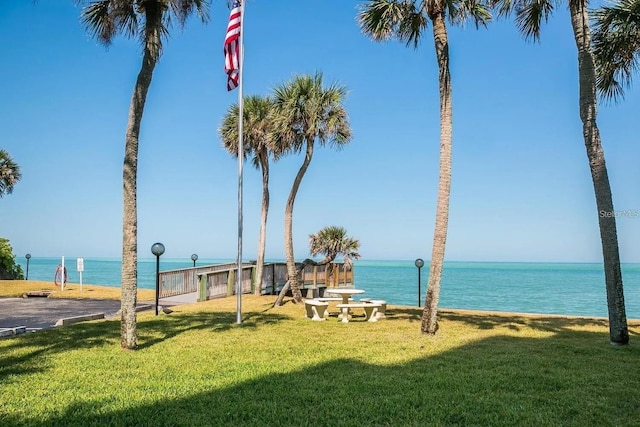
[0,297,123,331]
[0,293,197,336]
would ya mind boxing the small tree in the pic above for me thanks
[309,226,360,268]
[0,238,24,280]
[274,226,360,306]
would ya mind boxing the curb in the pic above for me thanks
[0,326,26,337]
[112,304,153,318]
[54,313,105,327]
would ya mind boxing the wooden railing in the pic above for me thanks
[158,262,241,298]
[262,262,354,295]
[158,261,354,301]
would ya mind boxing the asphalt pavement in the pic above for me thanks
[0,292,198,336]
[0,297,123,331]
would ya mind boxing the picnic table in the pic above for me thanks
[325,288,365,305]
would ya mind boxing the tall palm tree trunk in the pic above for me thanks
[569,0,629,345]
[255,151,269,295]
[275,140,314,306]
[421,13,452,335]
[121,5,162,350]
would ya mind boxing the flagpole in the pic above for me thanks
[236,0,246,325]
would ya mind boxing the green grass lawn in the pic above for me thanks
[1,295,639,426]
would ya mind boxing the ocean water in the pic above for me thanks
[14,257,640,319]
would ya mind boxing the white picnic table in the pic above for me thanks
[325,288,365,304]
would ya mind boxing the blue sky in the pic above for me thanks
[1,1,638,263]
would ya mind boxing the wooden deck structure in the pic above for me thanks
[157,261,354,301]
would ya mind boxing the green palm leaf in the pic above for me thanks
[592,0,640,100]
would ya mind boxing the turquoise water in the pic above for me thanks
[15,257,640,319]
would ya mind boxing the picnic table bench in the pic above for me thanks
[304,299,329,321]
[336,302,381,323]
[360,298,387,319]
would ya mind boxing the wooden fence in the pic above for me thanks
[158,261,354,301]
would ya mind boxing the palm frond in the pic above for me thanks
[592,0,640,101]
[309,226,361,264]
[397,2,427,48]
[218,95,275,169]
[358,0,427,48]
[271,77,307,156]
[80,1,118,45]
[78,0,210,58]
[514,0,555,42]
[448,0,493,28]
[0,149,21,197]
[491,0,517,18]
[170,0,211,27]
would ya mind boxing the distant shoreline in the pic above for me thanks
[2,280,639,323]
[16,256,640,265]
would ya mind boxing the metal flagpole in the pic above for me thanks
[236,0,246,325]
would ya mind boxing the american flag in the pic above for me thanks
[224,0,242,91]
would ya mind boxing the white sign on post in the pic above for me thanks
[61,256,65,291]
[77,257,84,292]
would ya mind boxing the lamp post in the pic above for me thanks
[25,254,31,280]
[191,253,198,267]
[415,258,424,307]
[151,243,165,316]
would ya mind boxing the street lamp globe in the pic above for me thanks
[151,243,165,257]
[415,258,425,307]
[151,243,165,316]
[191,253,198,266]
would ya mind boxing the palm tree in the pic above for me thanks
[274,226,361,306]
[309,225,361,286]
[591,0,640,101]
[219,95,277,295]
[309,225,361,267]
[358,0,491,335]
[496,0,629,344]
[271,73,352,306]
[77,0,210,349]
[0,149,21,198]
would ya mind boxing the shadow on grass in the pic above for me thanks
[388,306,627,335]
[5,329,640,426]
[136,309,291,350]
[0,308,292,380]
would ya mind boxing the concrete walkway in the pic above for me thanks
[158,292,199,305]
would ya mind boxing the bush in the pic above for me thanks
[0,237,24,280]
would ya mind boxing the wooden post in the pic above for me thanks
[313,265,318,289]
[250,265,256,294]
[350,265,354,287]
[198,273,208,302]
[329,263,334,287]
[227,270,235,296]
[271,263,276,295]
[342,263,347,286]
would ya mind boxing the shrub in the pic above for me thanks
[0,237,24,280]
